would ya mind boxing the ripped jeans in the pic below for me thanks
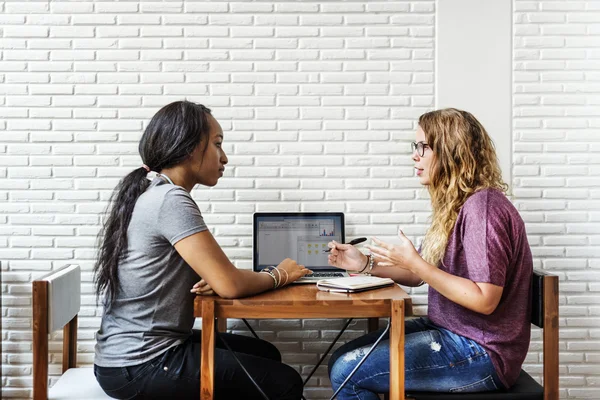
[328,317,505,399]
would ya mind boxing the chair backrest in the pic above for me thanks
[400,270,560,400]
[531,269,559,400]
[33,264,81,400]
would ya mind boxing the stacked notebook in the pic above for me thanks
[316,276,395,293]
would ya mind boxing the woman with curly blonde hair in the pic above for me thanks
[327,108,533,398]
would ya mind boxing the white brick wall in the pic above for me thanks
[514,1,600,399]
[0,1,598,399]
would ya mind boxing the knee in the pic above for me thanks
[259,340,282,362]
[329,355,353,387]
[328,346,345,376]
[328,343,357,377]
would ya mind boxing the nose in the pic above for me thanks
[412,149,419,161]
[221,150,228,165]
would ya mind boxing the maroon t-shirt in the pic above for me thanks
[427,188,532,388]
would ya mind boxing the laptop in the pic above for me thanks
[253,212,350,283]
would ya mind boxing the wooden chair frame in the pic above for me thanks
[32,265,79,400]
[539,271,559,400]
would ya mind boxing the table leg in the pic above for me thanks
[367,317,379,333]
[389,300,405,400]
[201,301,215,400]
[217,318,227,333]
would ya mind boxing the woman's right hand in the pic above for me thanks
[275,258,312,285]
[327,240,368,272]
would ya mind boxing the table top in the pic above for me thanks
[194,283,412,319]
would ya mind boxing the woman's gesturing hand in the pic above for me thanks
[327,240,368,272]
[366,230,420,272]
[276,258,312,285]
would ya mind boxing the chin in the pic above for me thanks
[198,178,220,187]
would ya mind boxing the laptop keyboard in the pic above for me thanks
[304,272,345,278]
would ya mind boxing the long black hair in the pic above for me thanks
[94,101,213,309]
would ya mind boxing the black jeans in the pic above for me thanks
[94,330,303,400]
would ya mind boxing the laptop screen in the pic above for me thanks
[253,212,345,271]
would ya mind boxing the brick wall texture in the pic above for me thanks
[0,1,598,398]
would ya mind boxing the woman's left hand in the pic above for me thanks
[366,229,421,272]
[190,279,214,296]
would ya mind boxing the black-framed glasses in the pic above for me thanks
[411,141,430,157]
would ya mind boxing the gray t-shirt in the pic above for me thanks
[94,178,207,367]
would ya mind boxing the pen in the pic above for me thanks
[323,237,367,253]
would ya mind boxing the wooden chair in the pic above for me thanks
[33,264,111,400]
[387,270,559,400]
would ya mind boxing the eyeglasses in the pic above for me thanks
[411,141,430,157]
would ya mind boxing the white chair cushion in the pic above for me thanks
[49,368,112,400]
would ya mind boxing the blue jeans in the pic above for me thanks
[328,317,505,399]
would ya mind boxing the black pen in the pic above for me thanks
[323,237,367,253]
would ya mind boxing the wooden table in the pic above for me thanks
[194,284,413,400]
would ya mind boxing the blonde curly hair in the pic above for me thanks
[418,108,508,266]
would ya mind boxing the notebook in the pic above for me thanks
[253,212,350,283]
[316,276,395,293]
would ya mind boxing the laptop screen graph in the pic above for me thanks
[254,213,344,270]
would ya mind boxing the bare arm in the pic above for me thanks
[368,234,504,315]
[370,262,423,287]
[326,240,422,287]
[356,253,424,287]
[410,257,503,315]
[175,230,294,299]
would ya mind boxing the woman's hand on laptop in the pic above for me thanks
[190,279,215,296]
[276,258,312,285]
[327,240,368,271]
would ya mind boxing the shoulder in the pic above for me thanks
[160,185,198,212]
[137,180,197,214]
[145,179,193,201]
[163,184,193,200]
[462,188,512,213]
[461,188,522,227]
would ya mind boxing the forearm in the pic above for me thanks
[370,257,423,287]
[411,258,497,314]
[220,269,274,299]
